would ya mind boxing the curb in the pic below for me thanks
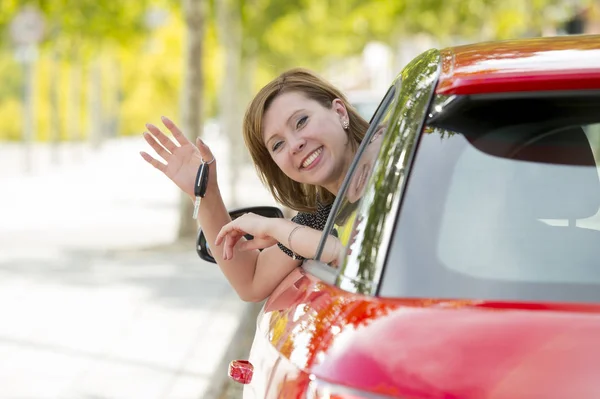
[202,301,264,399]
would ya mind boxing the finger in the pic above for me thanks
[143,132,170,161]
[215,224,232,246]
[216,223,244,247]
[140,151,166,172]
[225,233,243,260]
[145,123,178,153]
[225,233,237,260]
[161,116,191,147]
[237,239,267,252]
[224,234,233,260]
[196,137,216,164]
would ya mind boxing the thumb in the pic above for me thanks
[195,137,216,165]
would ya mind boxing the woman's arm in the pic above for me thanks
[140,118,341,302]
[214,214,342,301]
[140,117,308,302]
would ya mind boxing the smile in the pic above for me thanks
[301,147,323,169]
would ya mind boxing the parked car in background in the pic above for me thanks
[201,34,600,398]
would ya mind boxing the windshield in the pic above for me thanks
[380,93,600,304]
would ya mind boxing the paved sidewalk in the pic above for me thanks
[0,137,273,399]
[0,248,244,399]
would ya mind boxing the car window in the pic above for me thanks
[327,109,394,291]
[380,93,600,304]
[305,49,441,294]
[311,85,397,260]
[301,85,398,286]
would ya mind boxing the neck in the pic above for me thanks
[324,181,342,197]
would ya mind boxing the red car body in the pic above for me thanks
[235,35,600,398]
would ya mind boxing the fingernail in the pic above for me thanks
[161,116,169,122]
[145,123,153,129]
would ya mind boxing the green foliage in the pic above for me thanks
[0,0,584,142]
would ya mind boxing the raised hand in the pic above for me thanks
[140,116,217,198]
[215,213,279,260]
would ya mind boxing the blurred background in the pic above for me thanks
[0,0,599,398]
[1,0,599,239]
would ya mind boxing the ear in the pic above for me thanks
[331,98,349,119]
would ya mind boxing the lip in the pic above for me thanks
[299,147,323,170]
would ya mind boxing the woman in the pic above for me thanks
[140,68,369,302]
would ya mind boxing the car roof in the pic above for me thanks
[436,34,600,95]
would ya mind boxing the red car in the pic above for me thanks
[203,34,600,398]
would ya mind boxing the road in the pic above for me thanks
[0,136,272,399]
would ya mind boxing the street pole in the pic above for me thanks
[22,48,35,173]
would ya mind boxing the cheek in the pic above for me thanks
[272,153,292,174]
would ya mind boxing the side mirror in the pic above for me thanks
[196,206,285,263]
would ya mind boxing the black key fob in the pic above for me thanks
[195,162,210,198]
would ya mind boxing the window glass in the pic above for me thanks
[437,123,600,282]
[315,88,396,267]
[310,49,441,295]
[330,118,391,287]
[380,93,600,304]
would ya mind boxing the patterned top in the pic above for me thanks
[277,201,333,260]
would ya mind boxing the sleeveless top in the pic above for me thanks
[277,201,333,260]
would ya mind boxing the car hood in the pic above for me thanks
[311,300,600,399]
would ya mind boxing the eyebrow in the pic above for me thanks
[264,109,306,147]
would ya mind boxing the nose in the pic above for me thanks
[289,137,306,154]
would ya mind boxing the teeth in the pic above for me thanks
[302,148,322,168]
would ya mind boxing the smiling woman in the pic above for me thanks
[243,68,370,212]
[140,68,370,302]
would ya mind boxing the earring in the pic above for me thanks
[342,120,349,130]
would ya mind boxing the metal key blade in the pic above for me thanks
[192,196,201,219]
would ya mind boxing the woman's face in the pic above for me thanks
[262,91,354,195]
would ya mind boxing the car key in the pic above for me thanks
[192,162,210,219]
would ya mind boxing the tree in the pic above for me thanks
[177,0,207,239]
[215,0,245,208]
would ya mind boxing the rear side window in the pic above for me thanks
[380,93,600,304]
[309,49,441,295]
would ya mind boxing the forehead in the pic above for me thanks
[262,91,320,141]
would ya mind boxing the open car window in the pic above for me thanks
[305,49,441,295]
[301,86,397,284]
[312,85,397,262]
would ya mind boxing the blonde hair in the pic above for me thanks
[243,68,369,213]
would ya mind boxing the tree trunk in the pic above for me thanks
[49,47,61,164]
[217,0,244,208]
[21,47,37,173]
[238,52,255,166]
[87,57,103,149]
[104,58,121,139]
[66,58,83,163]
[67,60,82,142]
[177,0,205,239]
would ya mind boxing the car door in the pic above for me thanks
[243,49,440,398]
